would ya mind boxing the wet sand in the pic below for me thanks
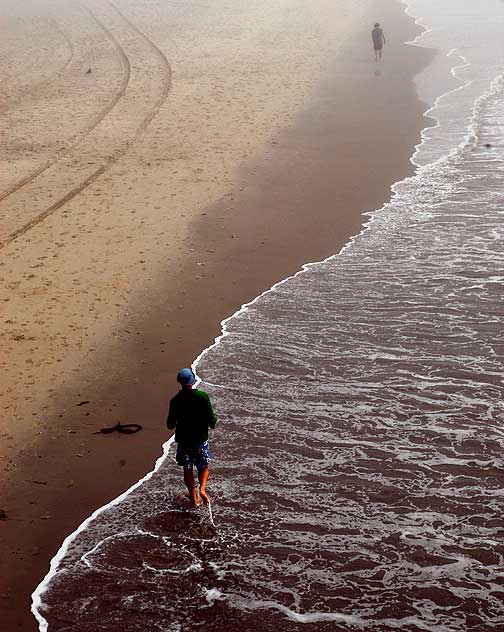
[0,0,434,629]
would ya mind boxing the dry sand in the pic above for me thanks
[0,0,434,628]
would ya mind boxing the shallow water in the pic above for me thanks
[33,1,504,630]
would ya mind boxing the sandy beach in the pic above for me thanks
[0,0,434,628]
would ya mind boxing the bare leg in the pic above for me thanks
[183,468,200,507]
[198,467,210,505]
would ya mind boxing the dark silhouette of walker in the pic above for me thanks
[372,22,386,61]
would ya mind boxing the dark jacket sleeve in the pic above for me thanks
[203,392,218,429]
[166,397,178,430]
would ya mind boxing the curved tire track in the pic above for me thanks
[0,19,75,93]
[107,0,172,134]
[0,7,130,203]
[0,1,171,251]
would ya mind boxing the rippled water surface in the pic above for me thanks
[34,1,504,631]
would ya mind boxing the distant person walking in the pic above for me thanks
[372,22,386,61]
[167,368,217,507]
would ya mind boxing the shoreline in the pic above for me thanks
[1,0,436,629]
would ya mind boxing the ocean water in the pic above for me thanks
[33,1,504,630]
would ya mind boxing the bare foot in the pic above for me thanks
[191,497,202,508]
[199,489,210,506]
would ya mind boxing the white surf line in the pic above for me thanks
[399,0,472,167]
[207,499,216,528]
[405,0,499,168]
[31,435,175,631]
[400,0,504,165]
[228,597,439,630]
[31,7,461,628]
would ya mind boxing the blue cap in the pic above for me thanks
[177,368,196,385]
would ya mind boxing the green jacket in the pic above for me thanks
[166,388,217,445]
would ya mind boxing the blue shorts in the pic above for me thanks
[175,441,211,472]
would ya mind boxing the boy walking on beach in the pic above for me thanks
[372,22,386,61]
[167,368,217,507]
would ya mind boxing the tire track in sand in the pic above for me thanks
[0,7,131,203]
[106,0,172,135]
[0,0,172,250]
[0,19,75,93]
